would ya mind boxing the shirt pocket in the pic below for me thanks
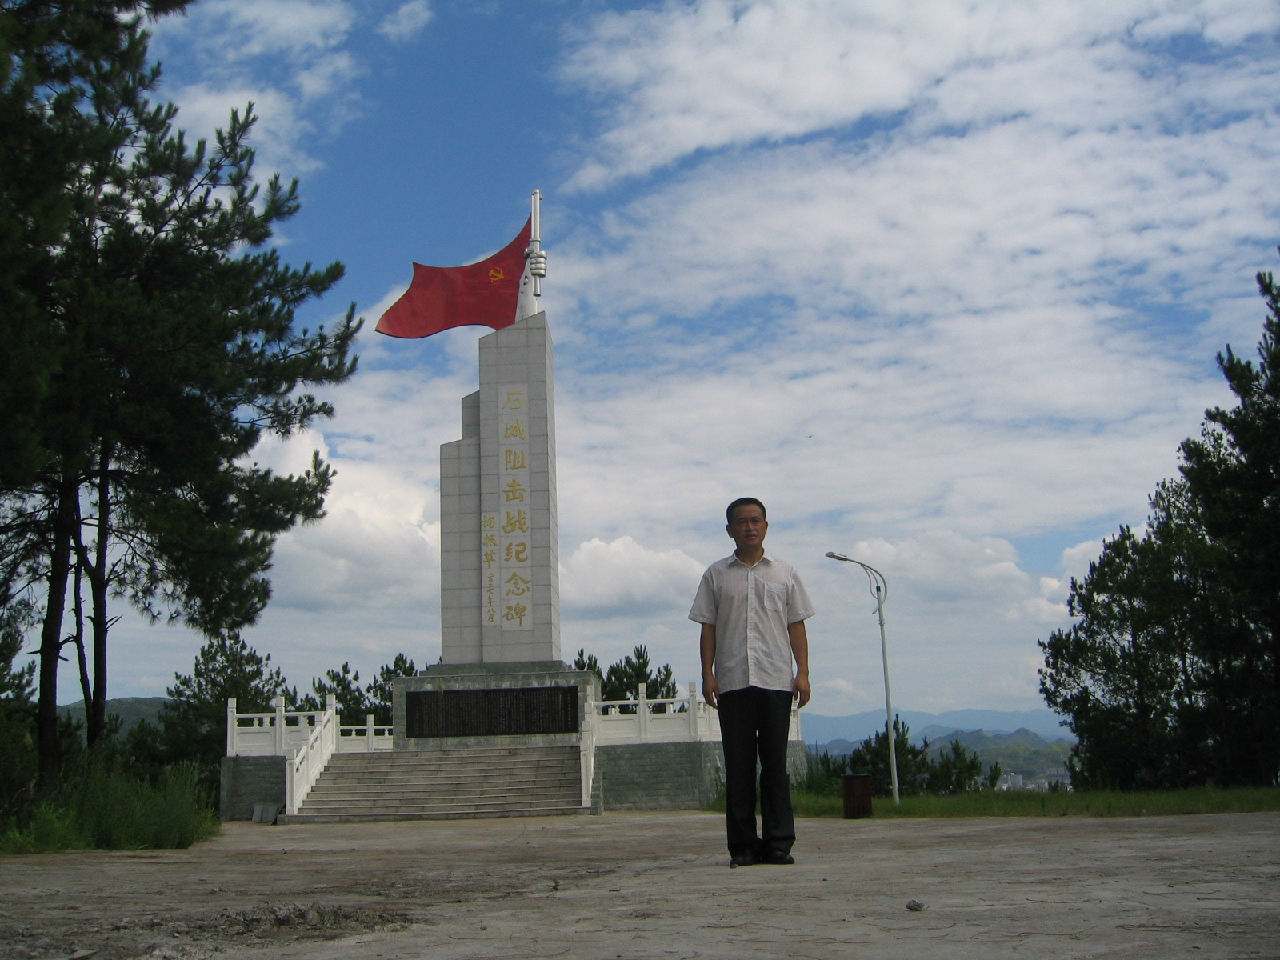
[763,582,788,613]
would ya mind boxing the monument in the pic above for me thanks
[383,194,599,755]
[219,193,795,821]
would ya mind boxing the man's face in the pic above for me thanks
[726,504,768,551]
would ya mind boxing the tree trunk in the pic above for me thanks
[37,474,78,789]
[73,558,92,710]
[87,442,112,746]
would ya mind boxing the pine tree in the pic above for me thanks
[574,646,680,713]
[366,653,417,725]
[603,644,678,703]
[0,0,189,487]
[1179,260,1280,784]
[845,717,930,797]
[1038,526,1187,788]
[156,633,292,794]
[294,662,373,725]
[1,2,361,786]
[0,600,38,819]
[1039,252,1280,788]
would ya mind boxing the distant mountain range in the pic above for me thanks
[800,709,1075,781]
[59,697,167,733]
[801,708,1073,745]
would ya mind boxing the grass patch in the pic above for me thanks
[793,786,1280,819]
[0,764,220,853]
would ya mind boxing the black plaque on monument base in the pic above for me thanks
[392,661,600,749]
[405,685,578,738]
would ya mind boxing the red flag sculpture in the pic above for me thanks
[376,218,532,338]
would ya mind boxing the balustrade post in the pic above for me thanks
[365,713,375,751]
[637,683,649,740]
[272,695,285,755]
[687,683,700,738]
[226,698,237,756]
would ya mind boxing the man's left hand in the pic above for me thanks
[793,673,811,708]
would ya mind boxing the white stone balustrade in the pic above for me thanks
[225,695,396,757]
[588,683,802,744]
[226,682,801,759]
[287,699,336,815]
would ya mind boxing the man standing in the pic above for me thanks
[689,497,814,867]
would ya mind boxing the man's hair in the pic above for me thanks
[725,497,766,524]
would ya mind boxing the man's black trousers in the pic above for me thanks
[717,686,795,857]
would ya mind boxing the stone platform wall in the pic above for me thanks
[595,740,807,811]
[220,755,286,821]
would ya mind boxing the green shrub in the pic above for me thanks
[149,765,219,848]
[0,763,218,852]
[0,802,85,853]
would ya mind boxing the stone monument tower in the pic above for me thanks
[391,196,597,750]
[439,312,559,663]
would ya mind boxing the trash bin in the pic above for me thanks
[842,773,872,818]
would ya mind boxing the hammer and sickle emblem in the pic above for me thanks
[488,267,506,283]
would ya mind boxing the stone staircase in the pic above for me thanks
[279,744,588,823]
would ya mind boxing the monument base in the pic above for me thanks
[392,661,600,751]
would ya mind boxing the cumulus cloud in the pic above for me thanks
[560,536,705,617]
[149,0,363,176]
[378,1,434,43]
[560,0,1280,188]
[541,0,1275,593]
[172,0,355,60]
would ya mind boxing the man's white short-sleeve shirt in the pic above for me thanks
[689,552,815,694]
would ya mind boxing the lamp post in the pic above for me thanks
[826,551,900,804]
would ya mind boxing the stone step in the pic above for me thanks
[291,743,584,823]
[282,800,588,823]
[309,771,576,787]
[305,780,578,800]
[300,791,578,811]
[313,763,577,786]
[308,766,575,784]
[327,745,576,762]
[279,803,591,824]
[323,756,575,773]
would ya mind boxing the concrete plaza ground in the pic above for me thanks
[3,810,1277,959]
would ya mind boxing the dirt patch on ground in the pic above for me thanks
[3,811,1277,959]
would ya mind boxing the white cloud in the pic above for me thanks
[265,463,438,618]
[560,0,966,188]
[378,1,434,43]
[162,83,323,176]
[175,0,356,60]
[293,51,362,103]
[560,536,705,617]
[540,0,1275,594]
[1060,538,1107,579]
[560,0,1280,189]
[149,0,364,176]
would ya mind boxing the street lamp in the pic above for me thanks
[826,551,900,804]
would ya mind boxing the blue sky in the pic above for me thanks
[69,0,1280,715]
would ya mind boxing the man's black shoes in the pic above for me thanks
[729,848,794,867]
[758,848,795,865]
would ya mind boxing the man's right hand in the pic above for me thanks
[702,674,720,709]
[699,623,719,709]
